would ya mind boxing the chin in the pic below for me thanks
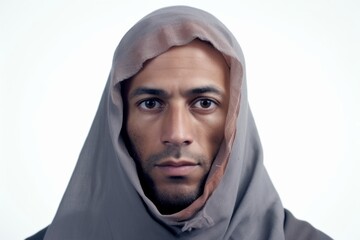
[140,170,207,214]
[153,188,199,215]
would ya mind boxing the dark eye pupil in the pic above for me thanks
[145,100,156,108]
[200,99,211,108]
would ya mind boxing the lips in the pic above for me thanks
[154,160,199,177]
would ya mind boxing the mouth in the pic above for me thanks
[154,159,199,177]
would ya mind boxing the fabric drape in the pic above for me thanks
[43,6,331,240]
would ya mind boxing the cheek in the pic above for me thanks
[208,126,225,154]
[126,117,158,163]
[126,116,143,156]
[197,114,226,156]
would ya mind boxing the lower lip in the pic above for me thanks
[156,165,198,176]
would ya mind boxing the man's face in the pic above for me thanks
[124,40,229,214]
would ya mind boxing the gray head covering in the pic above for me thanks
[44,6,331,240]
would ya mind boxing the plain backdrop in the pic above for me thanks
[1,0,359,239]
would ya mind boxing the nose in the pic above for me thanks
[160,104,194,146]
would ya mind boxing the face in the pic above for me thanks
[123,40,229,214]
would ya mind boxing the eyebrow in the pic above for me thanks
[186,86,223,96]
[129,87,168,98]
[129,85,224,99]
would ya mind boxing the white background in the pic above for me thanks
[1,0,359,239]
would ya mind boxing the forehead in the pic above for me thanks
[146,40,226,68]
[124,40,229,93]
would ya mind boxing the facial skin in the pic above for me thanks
[123,40,229,215]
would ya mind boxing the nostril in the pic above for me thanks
[162,139,192,146]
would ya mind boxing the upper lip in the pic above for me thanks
[155,159,198,167]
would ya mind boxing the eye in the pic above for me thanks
[192,98,217,110]
[138,99,163,110]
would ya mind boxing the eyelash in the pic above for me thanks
[136,97,219,112]
[138,98,164,110]
[192,98,218,109]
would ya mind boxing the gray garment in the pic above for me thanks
[44,6,332,240]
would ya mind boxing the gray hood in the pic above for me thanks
[44,6,320,240]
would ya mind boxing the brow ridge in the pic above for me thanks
[129,85,224,99]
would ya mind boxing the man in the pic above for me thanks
[27,6,332,240]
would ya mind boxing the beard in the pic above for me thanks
[139,170,205,215]
[131,145,209,215]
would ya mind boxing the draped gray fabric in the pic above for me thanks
[44,6,331,240]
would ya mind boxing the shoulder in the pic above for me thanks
[25,227,48,240]
[284,209,332,240]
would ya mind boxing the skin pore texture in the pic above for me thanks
[123,40,230,215]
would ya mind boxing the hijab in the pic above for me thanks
[44,6,331,240]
